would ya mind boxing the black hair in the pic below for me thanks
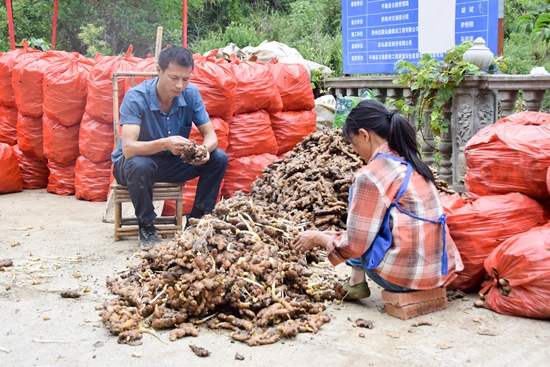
[343,99,434,183]
[157,46,194,71]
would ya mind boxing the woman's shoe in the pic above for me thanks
[343,277,371,299]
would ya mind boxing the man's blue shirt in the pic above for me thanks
[111,78,210,163]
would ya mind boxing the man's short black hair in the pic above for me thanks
[157,46,194,71]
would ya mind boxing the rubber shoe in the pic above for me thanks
[138,222,161,251]
[342,277,371,300]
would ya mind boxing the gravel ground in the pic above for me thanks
[1,189,549,367]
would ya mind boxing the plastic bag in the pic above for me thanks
[12,51,68,117]
[191,52,237,121]
[13,144,49,190]
[85,46,140,123]
[480,222,550,319]
[230,57,282,115]
[269,110,317,154]
[465,111,550,201]
[188,116,230,151]
[43,52,95,126]
[43,114,80,164]
[16,113,44,160]
[333,90,373,128]
[74,155,111,202]
[226,110,278,159]
[221,153,278,198]
[0,143,23,194]
[0,41,42,107]
[268,61,315,111]
[79,113,114,163]
[0,105,18,145]
[47,159,76,196]
[446,192,548,292]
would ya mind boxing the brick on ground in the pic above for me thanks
[382,287,447,320]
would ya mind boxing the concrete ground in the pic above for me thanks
[1,189,549,367]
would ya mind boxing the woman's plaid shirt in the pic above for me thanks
[327,143,463,290]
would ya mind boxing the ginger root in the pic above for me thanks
[169,323,199,341]
[189,344,210,357]
[180,141,208,163]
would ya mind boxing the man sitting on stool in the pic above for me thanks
[111,46,227,250]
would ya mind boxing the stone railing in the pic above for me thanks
[322,74,550,191]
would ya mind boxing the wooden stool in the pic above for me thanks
[112,182,183,241]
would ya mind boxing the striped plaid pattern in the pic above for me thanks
[327,143,463,290]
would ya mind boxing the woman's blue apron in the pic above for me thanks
[348,153,448,275]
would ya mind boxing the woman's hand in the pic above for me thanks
[293,230,331,254]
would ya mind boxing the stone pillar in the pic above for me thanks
[421,108,435,167]
[402,88,416,127]
[386,88,402,113]
[438,102,453,183]
[451,86,498,191]
[523,90,546,112]
[497,90,518,118]
[372,88,386,104]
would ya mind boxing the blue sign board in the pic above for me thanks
[342,0,499,74]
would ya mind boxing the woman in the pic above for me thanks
[294,100,463,298]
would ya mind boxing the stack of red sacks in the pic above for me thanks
[0,42,47,191]
[43,52,95,195]
[442,111,550,319]
[77,46,140,202]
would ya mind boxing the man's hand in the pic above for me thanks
[166,136,192,156]
[189,148,210,165]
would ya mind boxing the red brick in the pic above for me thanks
[381,287,447,307]
[385,297,448,320]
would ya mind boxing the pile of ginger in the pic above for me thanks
[102,128,459,347]
[101,197,346,346]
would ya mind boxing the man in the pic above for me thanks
[111,46,228,250]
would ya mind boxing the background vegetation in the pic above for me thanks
[0,0,548,77]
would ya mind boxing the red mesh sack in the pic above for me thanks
[74,155,112,202]
[0,143,23,193]
[268,62,315,111]
[12,51,67,117]
[188,116,230,151]
[465,111,550,201]
[85,46,140,123]
[480,222,550,319]
[46,159,76,196]
[547,167,550,197]
[0,41,42,107]
[79,113,114,162]
[17,113,44,160]
[124,56,156,93]
[162,177,224,217]
[270,110,317,154]
[0,105,18,145]
[440,193,468,215]
[13,144,49,189]
[447,192,548,292]
[43,114,80,164]
[191,52,237,121]
[43,52,95,126]
[221,153,278,198]
[226,110,278,159]
[230,57,282,115]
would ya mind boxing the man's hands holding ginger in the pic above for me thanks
[166,136,209,165]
